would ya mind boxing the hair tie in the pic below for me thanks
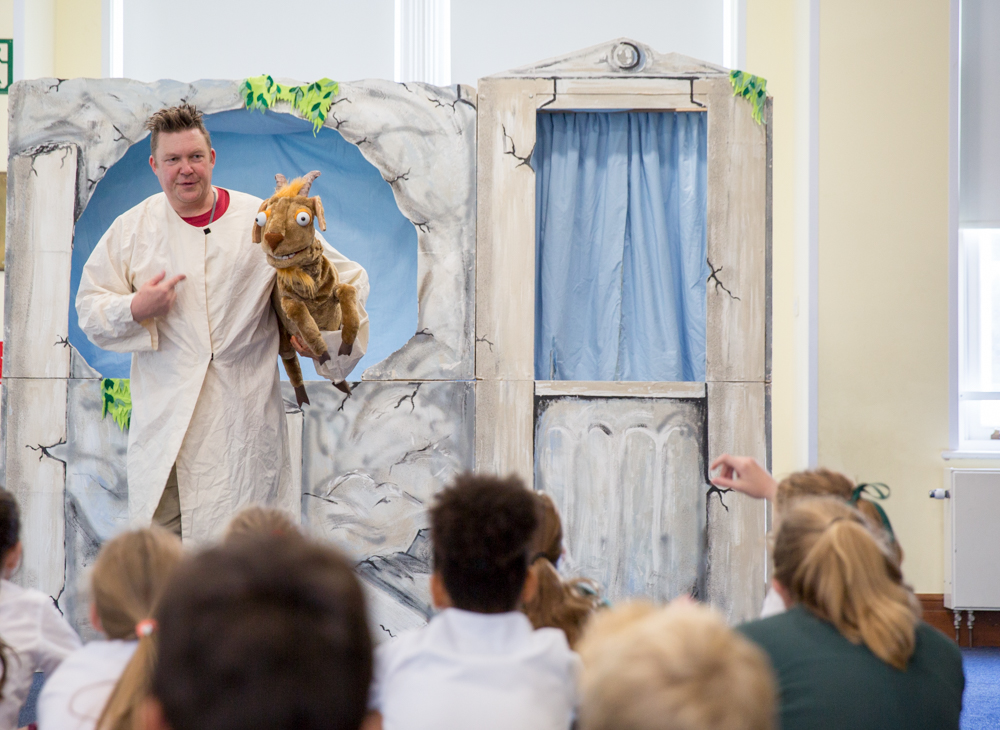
[136,619,157,638]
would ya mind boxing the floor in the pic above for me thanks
[962,649,1000,730]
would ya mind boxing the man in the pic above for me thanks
[76,104,368,541]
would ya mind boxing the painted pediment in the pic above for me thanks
[488,38,729,79]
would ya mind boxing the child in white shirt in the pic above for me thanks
[37,528,182,730]
[0,487,81,730]
[369,474,580,730]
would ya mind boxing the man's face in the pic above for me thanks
[149,129,216,215]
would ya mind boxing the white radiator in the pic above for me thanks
[942,469,1000,611]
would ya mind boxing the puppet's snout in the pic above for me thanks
[264,231,284,248]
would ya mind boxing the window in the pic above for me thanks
[960,229,1000,446]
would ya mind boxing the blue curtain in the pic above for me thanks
[70,109,417,380]
[534,112,709,382]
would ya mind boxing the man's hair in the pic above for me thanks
[430,473,538,613]
[152,534,372,730]
[145,103,212,158]
[577,601,776,730]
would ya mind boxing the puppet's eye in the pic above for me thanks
[255,211,268,227]
[295,210,311,227]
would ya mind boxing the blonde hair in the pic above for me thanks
[577,601,776,730]
[772,498,919,670]
[522,493,601,648]
[224,506,299,542]
[94,528,183,730]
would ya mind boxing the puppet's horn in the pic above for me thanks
[274,173,288,192]
[299,170,321,196]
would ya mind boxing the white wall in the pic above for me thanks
[120,0,724,87]
[451,0,724,86]
[122,0,395,83]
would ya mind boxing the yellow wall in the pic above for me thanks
[54,0,101,79]
[745,0,803,481]
[748,0,959,593]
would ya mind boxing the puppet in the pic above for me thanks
[253,171,361,406]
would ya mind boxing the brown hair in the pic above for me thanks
[772,498,919,670]
[95,528,183,730]
[145,103,212,159]
[522,493,602,648]
[224,506,299,542]
[577,600,776,730]
[774,469,854,515]
[0,489,20,700]
[152,534,372,730]
[430,473,538,613]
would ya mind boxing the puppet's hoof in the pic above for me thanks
[294,385,310,407]
[334,380,352,395]
[318,351,332,365]
[339,341,354,357]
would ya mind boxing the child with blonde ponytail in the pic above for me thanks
[739,498,963,730]
[37,528,182,730]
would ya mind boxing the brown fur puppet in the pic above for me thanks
[252,171,361,406]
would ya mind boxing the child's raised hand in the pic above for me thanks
[709,454,778,501]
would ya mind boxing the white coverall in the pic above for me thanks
[76,190,369,542]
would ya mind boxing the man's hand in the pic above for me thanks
[709,454,778,501]
[290,335,318,359]
[131,271,186,322]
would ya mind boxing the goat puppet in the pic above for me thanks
[252,171,361,406]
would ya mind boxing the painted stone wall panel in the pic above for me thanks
[705,380,768,622]
[705,77,767,384]
[4,147,77,380]
[534,395,708,604]
[295,380,475,640]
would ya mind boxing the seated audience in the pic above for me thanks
[368,474,580,730]
[142,533,372,730]
[738,498,964,730]
[0,488,81,728]
[711,455,902,616]
[576,600,776,730]
[523,493,603,649]
[37,527,181,730]
[223,505,300,541]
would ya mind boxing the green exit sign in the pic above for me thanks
[0,40,12,95]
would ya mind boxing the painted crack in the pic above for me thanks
[707,259,740,300]
[394,384,422,413]
[501,124,533,170]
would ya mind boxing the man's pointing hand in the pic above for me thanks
[131,270,186,322]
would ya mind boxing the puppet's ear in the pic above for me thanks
[311,196,326,231]
[252,199,268,243]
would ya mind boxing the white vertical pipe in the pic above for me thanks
[394,0,451,86]
[722,0,747,70]
[793,0,820,467]
[102,0,124,78]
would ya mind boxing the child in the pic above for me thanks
[0,487,81,728]
[739,498,963,730]
[710,455,901,616]
[36,527,182,730]
[142,533,372,730]
[369,474,580,730]
[523,493,602,649]
[577,600,776,730]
